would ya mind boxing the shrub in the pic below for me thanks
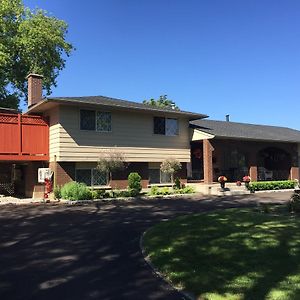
[149,185,195,196]
[61,181,92,200]
[91,190,98,199]
[90,189,108,199]
[174,186,195,194]
[160,187,171,195]
[248,180,296,192]
[160,159,182,183]
[174,177,181,189]
[97,149,127,182]
[149,186,159,196]
[53,185,61,200]
[181,186,195,194]
[289,192,300,213]
[121,190,133,197]
[128,172,142,195]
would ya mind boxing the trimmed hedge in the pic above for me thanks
[248,180,297,193]
[148,185,195,196]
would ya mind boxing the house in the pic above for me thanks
[0,73,299,198]
[25,74,206,193]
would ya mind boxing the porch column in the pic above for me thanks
[290,167,299,180]
[203,139,214,184]
[249,166,258,182]
[249,150,258,181]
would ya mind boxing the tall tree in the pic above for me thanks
[143,95,179,110]
[0,0,74,109]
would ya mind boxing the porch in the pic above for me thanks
[190,138,300,184]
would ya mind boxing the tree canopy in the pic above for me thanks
[0,0,74,109]
[143,95,179,110]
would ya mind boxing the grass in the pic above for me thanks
[143,206,300,300]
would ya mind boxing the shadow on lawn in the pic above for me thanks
[144,208,300,299]
[0,192,291,300]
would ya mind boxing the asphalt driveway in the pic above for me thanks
[0,192,292,300]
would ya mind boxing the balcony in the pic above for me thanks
[0,113,49,161]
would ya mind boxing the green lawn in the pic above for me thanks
[143,207,300,300]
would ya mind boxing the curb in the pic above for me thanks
[254,189,295,194]
[139,230,195,300]
[59,193,200,205]
[0,193,200,206]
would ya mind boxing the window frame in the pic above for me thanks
[75,168,109,187]
[80,109,112,133]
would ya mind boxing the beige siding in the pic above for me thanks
[44,107,60,161]
[48,105,191,162]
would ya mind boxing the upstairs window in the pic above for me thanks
[80,110,111,132]
[166,118,178,136]
[153,117,178,136]
[80,110,95,130]
[96,112,111,132]
[154,117,165,135]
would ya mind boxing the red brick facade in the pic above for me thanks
[49,162,75,187]
[203,139,214,184]
[49,161,188,189]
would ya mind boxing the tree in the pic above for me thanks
[0,0,74,109]
[143,95,179,110]
[97,150,127,182]
[160,158,182,184]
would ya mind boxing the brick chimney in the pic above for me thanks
[27,73,43,107]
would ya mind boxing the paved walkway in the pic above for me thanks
[0,192,292,300]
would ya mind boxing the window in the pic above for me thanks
[154,117,165,135]
[160,171,172,183]
[166,118,178,136]
[148,163,172,184]
[153,117,178,136]
[96,112,111,132]
[80,110,95,130]
[76,169,108,186]
[149,169,160,184]
[80,110,111,132]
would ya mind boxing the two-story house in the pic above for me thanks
[26,74,207,191]
[1,74,299,198]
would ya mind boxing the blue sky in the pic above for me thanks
[24,0,300,129]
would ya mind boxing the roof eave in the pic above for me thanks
[43,97,207,119]
[213,135,300,143]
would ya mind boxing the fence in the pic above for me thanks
[0,113,49,161]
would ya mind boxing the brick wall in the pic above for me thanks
[52,161,188,189]
[111,162,149,188]
[25,162,45,198]
[50,162,75,187]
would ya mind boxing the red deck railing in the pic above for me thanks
[0,113,49,161]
